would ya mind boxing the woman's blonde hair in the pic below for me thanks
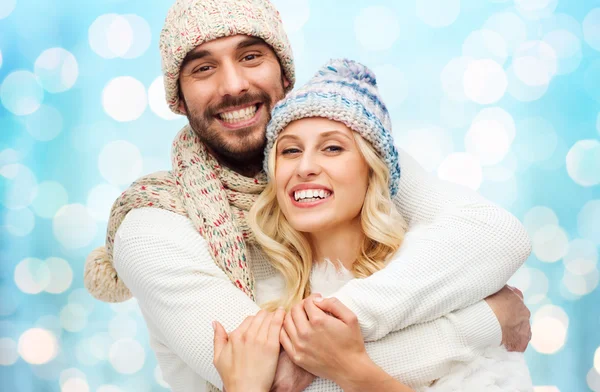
[249,131,407,311]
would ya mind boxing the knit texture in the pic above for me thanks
[112,148,532,391]
[159,0,295,114]
[84,125,265,303]
[264,58,401,196]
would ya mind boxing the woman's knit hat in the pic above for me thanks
[264,59,401,196]
[159,0,296,114]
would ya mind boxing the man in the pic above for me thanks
[84,0,533,391]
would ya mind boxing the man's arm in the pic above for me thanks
[113,208,262,388]
[332,149,532,341]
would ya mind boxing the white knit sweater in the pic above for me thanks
[113,149,532,391]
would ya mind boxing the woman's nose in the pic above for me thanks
[296,152,321,178]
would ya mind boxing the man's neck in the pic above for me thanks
[207,148,263,177]
[308,219,364,270]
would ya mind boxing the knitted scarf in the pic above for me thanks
[84,124,266,303]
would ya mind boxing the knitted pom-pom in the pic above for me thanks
[84,246,132,303]
[316,58,377,86]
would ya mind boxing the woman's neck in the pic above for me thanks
[308,219,364,270]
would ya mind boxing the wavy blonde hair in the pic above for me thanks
[249,131,407,311]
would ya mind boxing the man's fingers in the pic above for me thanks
[212,321,228,361]
[291,302,311,335]
[284,310,298,342]
[508,285,524,300]
[268,307,286,342]
[313,297,356,325]
[304,295,326,323]
[279,327,295,357]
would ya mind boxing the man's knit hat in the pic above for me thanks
[159,0,296,114]
[264,59,400,196]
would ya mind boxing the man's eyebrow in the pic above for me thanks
[181,49,211,70]
[236,36,269,50]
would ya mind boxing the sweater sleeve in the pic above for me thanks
[113,208,261,388]
[304,301,500,391]
[332,149,532,342]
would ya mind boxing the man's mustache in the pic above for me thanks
[205,92,273,118]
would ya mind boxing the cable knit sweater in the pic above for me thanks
[113,149,532,391]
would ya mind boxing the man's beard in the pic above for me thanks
[183,91,278,167]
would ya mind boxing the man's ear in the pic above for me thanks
[178,96,187,114]
[283,76,291,90]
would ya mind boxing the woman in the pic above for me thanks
[213,59,531,392]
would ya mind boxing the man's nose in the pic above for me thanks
[218,62,250,97]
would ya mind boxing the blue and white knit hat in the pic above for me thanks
[264,58,401,196]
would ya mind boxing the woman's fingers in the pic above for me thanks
[284,309,298,340]
[268,307,286,342]
[279,327,295,357]
[247,309,269,339]
[291,301,311,336]
[212,321,228,361]
[313,297,357,326]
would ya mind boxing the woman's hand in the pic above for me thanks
[213,308,286,392]
[279,294,370,383]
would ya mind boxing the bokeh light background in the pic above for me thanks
[1,0,600,391]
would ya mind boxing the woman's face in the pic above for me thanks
[274,117,370,234]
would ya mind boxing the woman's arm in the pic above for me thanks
[331,148,531,341]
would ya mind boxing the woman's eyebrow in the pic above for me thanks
[319,130,353,140]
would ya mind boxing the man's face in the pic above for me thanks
[178,35,290,165]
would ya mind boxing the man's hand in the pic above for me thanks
[485,285,531,352]
[270,351,315,392]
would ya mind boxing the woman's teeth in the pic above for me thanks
[219,105,257,123]
[294,189,331,202]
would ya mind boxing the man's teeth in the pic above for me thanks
[293,189,331,202]
[219,106,257,123]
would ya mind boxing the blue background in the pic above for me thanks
[1,0,600,391]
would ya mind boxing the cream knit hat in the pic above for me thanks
[159,0,296,114]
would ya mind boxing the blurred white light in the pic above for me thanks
[562,268,599,296]
[588,367,600,392]
[62,378,89,392]
[53,204,97,249]
[597,113,600,136]
[440,98,478,129]
[32,181,69,219]
[0,148,20,165]
[524,206,559,235]
[0,338,19,365]
[4,208,35,236]
[109,298,139,315]
[465,119,511,166]
[45,258,73,294]
[109,315,137,340]
[372,64,409,107]
[148,77,179,120]
[512,41,557,87]
[154,365,170,388]
[89,14,133,59]
[416,0,460,28]
[506,64,549,102]
[595,347,600,373]
[102,76,147,122]
[109,339,146,374]
[18,328,58,365]
[532,224,569,262]
[484,12,528,54]
[462,29,508,65]
[395,126,454,172]
[34,48,79,93]
[524,267,549,305]
[474,107,516,144]
[0,70,44,115]
[584,61,600,103]
[24,104,63,142]
[14,258,51,294]
[583,8,600,52]
[437,153,483,190]
[515,0,558,20]
[59,368,86,386]
[531,316,567,354]
[479,176,518,208]
[60,304,88,332]
[0,50,2,68]
[35,315,63,340]
[121,15,151,59]
[578,200,600,245]
[354,6,400,51]
[272,0,310,33]
[1,163,38,210]
[68,288,96,315]
[97,386,124,392]
[533,387,559,392]
[441,56,473,102]
[566,139,600,187]
[483,152,518,182]
[564,239,598,275]
[514,117,558,163]
[534,304,569,327]
[98,140,144,186]
[87,183,122,222]
[543,30,582,75]
[75,339,99,367]
[463,59,507,105]
[540,13,583,39]
[90,333,112,360]
[508,267,531,295]
[0,0,16,19]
